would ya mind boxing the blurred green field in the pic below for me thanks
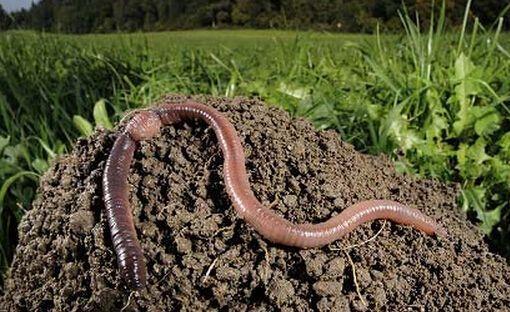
[5,29,369,50]
[44,30,370,46]
[81,29,370,48]
[1,6,510,284]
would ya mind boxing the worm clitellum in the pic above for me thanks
[102,100,447,289]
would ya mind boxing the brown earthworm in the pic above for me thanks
[102,100,447,290]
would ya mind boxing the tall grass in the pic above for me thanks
[0,2,509,285]
[348,1,510,255]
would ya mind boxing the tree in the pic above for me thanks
[30,0,54,30]
[0,4,11,30]
[2,0,509,33]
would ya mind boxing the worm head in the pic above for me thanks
[125,110,162,141]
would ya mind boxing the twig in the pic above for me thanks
[344,250,367,307]
[120,291,135,312]
[260,241,270,264]
[402,304,425,312]
[203,257,218,284]
[267,196,279,209]
[200,155,216,184]
[156,270,172,286]
[327,220,386,306]
[329,220,387,251]
[213,223,235,237]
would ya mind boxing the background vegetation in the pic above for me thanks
[0,1,509,287]
[0,0,509,33]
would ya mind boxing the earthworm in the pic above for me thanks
[102,100,447,289]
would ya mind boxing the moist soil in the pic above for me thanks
[1,95,509,311]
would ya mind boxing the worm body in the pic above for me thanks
[102,100,447,289]
[102,133,146,289]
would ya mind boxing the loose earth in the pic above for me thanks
[1,95,508,311]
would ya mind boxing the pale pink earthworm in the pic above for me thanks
[102,100,447,289]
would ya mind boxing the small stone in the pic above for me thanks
[313,281,343,297]
[370,269,384,281]
[283,195,298,207]
[357,268,372,285]
[322,183,341,198]
[371,286,387,307]
[267,279,295,306]
[304,252,328,278]
[175,237,192,253]
[317,296,351,312]
[63,262,79,279]
[68,210,94,234]
[326,258,346,277]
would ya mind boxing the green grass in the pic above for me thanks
[1,3,510,285]
[65,29,370,48]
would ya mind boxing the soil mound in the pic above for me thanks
[1,95,509,311]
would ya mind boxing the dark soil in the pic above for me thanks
[1,95,509,311]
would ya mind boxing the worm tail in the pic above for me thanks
[103,133,147,289]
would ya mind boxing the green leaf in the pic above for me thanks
[93,99,113,129]
[473,108,501,136]
[35,137,56,159]
[3,143,30,166]
[393,159,415,175]
[490,158,510,184]
[278,82,310,100]
[384,105,424,151]
[498,132,510,158]
[0,171,39,216]
[456,139,491,179]
[55,143,66,155]
[365,103,383,120]
[477,204,504,235]
[456,143,468,171]
[452,53,481,135]
[73,115,93,137]
[459,185,505,235]
[460,186,485,213]
[0,136,9,153]
[454,53,475,81]
[31,158,48,174]
[468,138,490,165]
[424,89,448,139]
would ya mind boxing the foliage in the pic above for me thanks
[73,99,114,136]
[348,2,510,250]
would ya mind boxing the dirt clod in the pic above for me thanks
[1,95,509,311]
